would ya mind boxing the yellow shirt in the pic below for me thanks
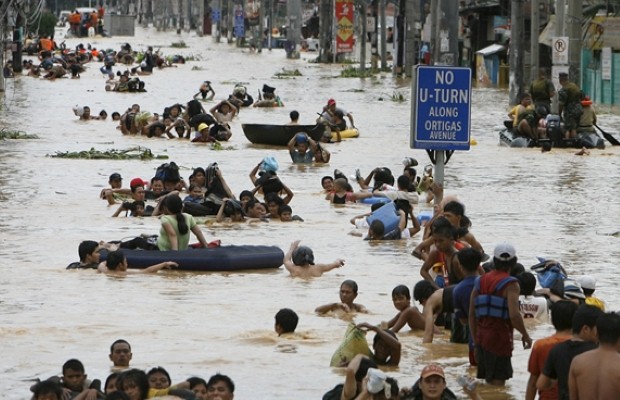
[585,296,605,311]
[510,104,534,126]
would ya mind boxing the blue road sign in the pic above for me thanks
[411,65,472,151]
[212,9,221,23]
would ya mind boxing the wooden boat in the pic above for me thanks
[100,245,283,272]
[242,123,327,146]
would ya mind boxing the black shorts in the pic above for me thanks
[476,345,513,382]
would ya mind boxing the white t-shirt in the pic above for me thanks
[519,295,548,320]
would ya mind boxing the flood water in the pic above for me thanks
[1,25,619,399]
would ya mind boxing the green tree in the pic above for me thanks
[32,11,58,37]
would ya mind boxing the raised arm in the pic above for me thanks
[249,162,261,185]
[216,199,228,222]
[283,240,300,273]
[357,323,401,366]
[342,354,369,399]
[216,169,235,199]
[281,181,294,205]
[420,249,441,289]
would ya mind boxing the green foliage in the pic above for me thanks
[210,141,236,151]
[48,147,169,160]
[33,11,58,38]
[391,91,406,102]
[339,66,374,78]
[170,41,188,48]
[0,129,39,139]
[274,68,303,78]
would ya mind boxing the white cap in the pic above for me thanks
[493,242,517,261]
[578,276,596,290]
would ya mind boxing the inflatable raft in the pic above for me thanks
[101,245,283,272]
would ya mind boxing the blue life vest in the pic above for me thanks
[474,275,517,319]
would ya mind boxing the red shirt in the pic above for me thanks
[528,335,571,400]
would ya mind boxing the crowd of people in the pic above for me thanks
[20,38,614,400]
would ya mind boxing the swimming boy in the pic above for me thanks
[98,250,178,275]
[316,280,368,314]
[383,284,424,332]
[275,308,299,336]
[283,240,345,278]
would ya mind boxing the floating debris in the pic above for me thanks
[48,146,169,160]
[0,129,39,139]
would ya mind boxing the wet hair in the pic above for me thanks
[456,248,482,272]
[278,204,292,214]
[341,279,358,294]
[550,300,578,331]
[105,392,130,400]
[443,201,472,228]
[373,168,394,191]
[187,376,207,390]
[373,328,398,346]
[413,280,437,303]
[289,110,299,121]
[275,308,299,333]
[33,380,63,400]
[62,358,85,374]
[99,110,108,117]
[571,305,604,334]
[244,199,263,215]
[206,374,235,393]
[239,190,255,201]
[370,202,384,212]
[597,312,620,345]
[106,250,126,270]
[521,92,532,101]
[396,175,410,190]
[321,176,334,187]
[516,272,536,296]
[430,216,457,240]
[110,339,131,354]
[334,109,345,119]
[112,112,121,119]
[116,369,149,400]
[104,372,120,393]
[163,195,188,235]
[150,177,164,186]
[187,184,200,193]
[78,240,99,262]
[392,284,411,299]
[147,366,171,387]
[265,192,284,207]
[292,246,314,266]
[369,220,385,238]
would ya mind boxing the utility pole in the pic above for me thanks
[431,0,458,66]
[12,13,23,74]
[359,1,367,74]
[286,0,301,58]
[509,0,524,105]
[530,0,539,80]
[551,0,565,113]
[319,0,333,62]
[379,0,386,69]
[394,0,405,74]
[567,0,582,83]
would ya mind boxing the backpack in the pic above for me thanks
[155,162,181,183]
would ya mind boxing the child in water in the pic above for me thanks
[283,240,345,278]
[383,285,425,332]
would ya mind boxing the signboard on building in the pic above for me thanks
[552,36,569,65]
[411,66,472,151]
[335,0,354,53]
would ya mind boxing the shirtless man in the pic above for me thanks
[283,240,344,278]
[315,280,367,314]
[568,312,620,400]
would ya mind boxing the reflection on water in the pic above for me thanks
[0,25,619,399]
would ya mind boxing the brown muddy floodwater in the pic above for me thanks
[0,25,619,399]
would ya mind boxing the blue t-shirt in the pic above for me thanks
[452,275,478,321]
[289,150,314,164]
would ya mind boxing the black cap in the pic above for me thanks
[109,173,122,181]
[559,72,568,78]
[262,84,276,94]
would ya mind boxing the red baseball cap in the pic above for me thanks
[130,177,146,189]
[327,98,336,106]
[420,364,445,379]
